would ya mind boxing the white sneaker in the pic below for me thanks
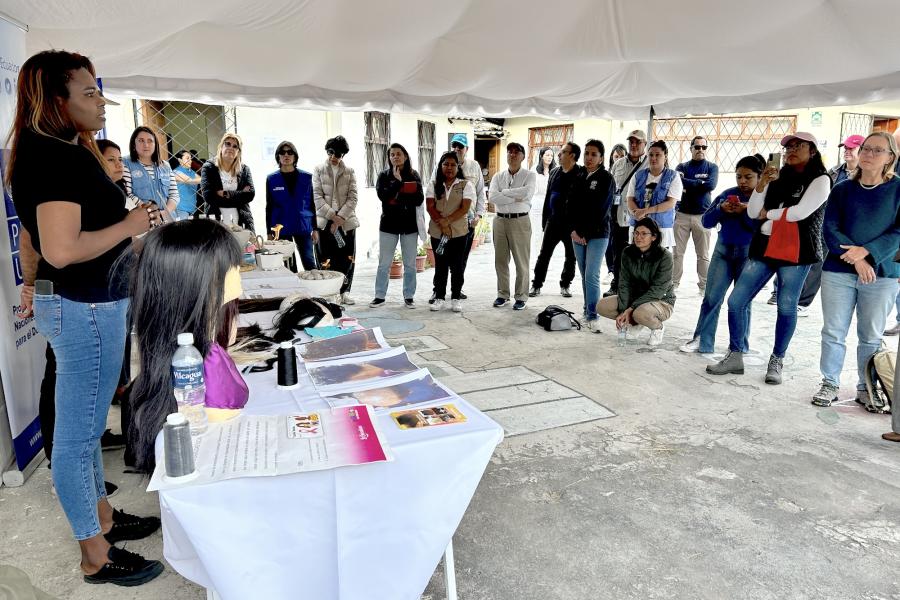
[430,299,444,312]
[451,299,463,313]
[648,325,665,346]
[341,293,356,305]
[586,319,602,334]
[679,337,700,353]
[797,305,809,317]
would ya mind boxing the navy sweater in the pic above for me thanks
[676,159,719,214]
[701,186,757,248]
[823,177,900,278]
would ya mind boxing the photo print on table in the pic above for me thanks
[299,327,390,361]
[304,346,418,392]
[322,369,453,410]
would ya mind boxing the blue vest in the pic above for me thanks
[632,168,677,229]
[267,170,314,237]
[123,158,172,206]
[174,165,198,212]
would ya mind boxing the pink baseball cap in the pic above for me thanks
[780,132,818,147]
[839,134,865,149]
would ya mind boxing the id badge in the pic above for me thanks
[613,193,622,206]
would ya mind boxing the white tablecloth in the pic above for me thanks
[157,360,503,599]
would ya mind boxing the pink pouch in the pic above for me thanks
[203,342,249,410]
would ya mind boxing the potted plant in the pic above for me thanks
[416,244,427,272]
[423,238,435,268]
[389,250,403,279]
[479,215,493,245]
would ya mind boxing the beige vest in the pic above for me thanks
[428,180,469,239]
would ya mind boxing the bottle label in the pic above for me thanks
[173,365,204,389]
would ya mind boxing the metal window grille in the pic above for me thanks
[417,120,435,180]
[364,111,391,187]
[131,99,238,213]
[839,112,874,141]
[651,115,797,172]
[527,124,574,169]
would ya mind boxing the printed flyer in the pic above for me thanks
[299,327,390,361]
[148,405,391,491]
[391,404,467,429]
[322,368,453,411]
[304,346,419,392]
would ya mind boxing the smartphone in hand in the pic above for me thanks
[767,152,781,171]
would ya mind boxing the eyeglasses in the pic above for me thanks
[783,142,807,152]
[222,141,240,150]
[277,149,295,156]
[693,145,708,150]
[633,231,654,238]
[326,149,344,158]
[859,145,893,156]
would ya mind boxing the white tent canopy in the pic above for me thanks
[5,0,900,119]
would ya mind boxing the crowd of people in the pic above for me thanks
[5,49,900,589]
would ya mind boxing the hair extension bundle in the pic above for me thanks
[271,298,343,342]
[238,297,286,313]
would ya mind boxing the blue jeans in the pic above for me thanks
[293,233,317,271]
[33,294,128,540]
[375,231,418,300]
[727,258,811,358]
[692,242,750,353]
[820,271,898,389]
[573,237,608,320]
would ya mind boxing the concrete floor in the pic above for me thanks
[2,214,899,599]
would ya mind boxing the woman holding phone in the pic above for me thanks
[7,50,163,586]
[372,143,424,308]
[681,154,764,353]
[707,132,830,384]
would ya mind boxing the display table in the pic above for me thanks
[156,354,503,599]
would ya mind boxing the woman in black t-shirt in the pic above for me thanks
[6,50,162,586]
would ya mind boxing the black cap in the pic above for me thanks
[506,142,525,155]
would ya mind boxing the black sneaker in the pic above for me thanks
[404,298,415,309]
[369,298,386,308]
[560,286,573,298]
[101,429,125,451]
[528,286,541,297]
[428,293,436,305]
[103,509,161,544]
[460,292,468,300]
[84,546,164,587]
[767,290,777,305]
[104,481,119,499]
[512,300,526,311]
[493,297,509,308]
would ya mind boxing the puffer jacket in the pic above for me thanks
[313,161,359,231]
[617,244,676,313]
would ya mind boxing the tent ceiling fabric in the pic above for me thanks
[6,0,900,119]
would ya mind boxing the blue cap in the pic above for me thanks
[450,133,468,147]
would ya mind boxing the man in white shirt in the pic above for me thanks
[489,142,536,310]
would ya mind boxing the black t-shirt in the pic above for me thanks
[11,129,132,302]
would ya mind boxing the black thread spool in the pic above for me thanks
[277,341,300,389]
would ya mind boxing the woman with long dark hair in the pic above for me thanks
[372,143,424,308]
[201,133,256,231]
[313,135,359,304]
[122,126,178,214]
[128,219,244,471]
[426,151,475,312]
[681,154,764,354]
[6,50,161,585]
[707,132,831,384]
[533,146,557,204]
[811,132,900,408]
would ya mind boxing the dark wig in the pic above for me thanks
[128,219,242,472]
[736,153,766,174]
[433,151,460,200]
[633,217,662,249]
[536,147,557,174]
[325,135,350,156]
[388,142,414,178]
[129,125,160,164]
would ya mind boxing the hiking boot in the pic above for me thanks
[679,337,701,353]
[648,326,665,346]
[528,286,541,297]
[560,286,572,298]
[765,354,783,385]
[706,351,744,375]
[83,546,164,587]
[811,380,839,407]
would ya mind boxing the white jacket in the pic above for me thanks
[313,161,360,231]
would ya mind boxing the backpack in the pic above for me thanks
[535,305,581,331]
[863,346,894,414]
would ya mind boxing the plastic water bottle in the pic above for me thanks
[617,326,628,348]
[435,235,449,255]
[172,332,208,434]
[333,226,346,248]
